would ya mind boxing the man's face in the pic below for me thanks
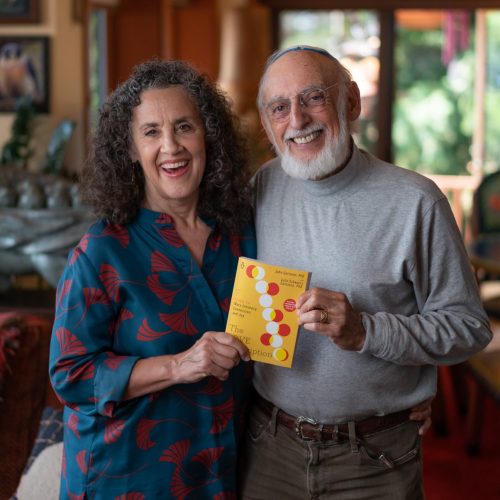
[260,52,360,179]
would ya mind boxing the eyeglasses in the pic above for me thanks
[265,83,338,124]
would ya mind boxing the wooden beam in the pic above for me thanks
[261,0,500,9]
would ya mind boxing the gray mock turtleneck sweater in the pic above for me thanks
[252,143,491,422]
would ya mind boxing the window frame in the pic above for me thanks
[264,0,500,162]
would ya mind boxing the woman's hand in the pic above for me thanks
[124,332,250,400]
[409,397,433,436]
[173,331,250,384]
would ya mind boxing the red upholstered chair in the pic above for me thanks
[0,313,53,499]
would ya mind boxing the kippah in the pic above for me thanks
[265,45,336,68]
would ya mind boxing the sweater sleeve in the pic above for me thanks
[360,198,492,365]
[49,250,139,417]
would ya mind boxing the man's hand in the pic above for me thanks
[296,287,366,351]
[410,397,433,436]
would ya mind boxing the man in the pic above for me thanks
[239,46,492,499]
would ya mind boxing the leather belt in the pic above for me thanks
[255,394,411,442]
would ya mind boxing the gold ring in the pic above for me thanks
[319,309,328,324]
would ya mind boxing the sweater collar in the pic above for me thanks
[294,142,366,197]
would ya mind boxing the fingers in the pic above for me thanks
[175,332,249,384]
[409,397,433,436]
[417,417,432,436]
[297,288,366,351]
[213,331,251,362]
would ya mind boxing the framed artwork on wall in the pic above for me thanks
[0,36,50,113]
[0,0,39,23]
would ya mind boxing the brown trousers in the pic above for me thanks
[238,402,424,500]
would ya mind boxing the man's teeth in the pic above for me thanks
[292,130,321,144]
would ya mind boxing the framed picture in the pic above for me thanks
[0,36,50,113]
[0,0,39,23]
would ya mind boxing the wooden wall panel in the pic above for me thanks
[107,0,162,90]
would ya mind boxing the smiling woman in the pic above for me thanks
[49,59,256,499]
[129,87,207,216]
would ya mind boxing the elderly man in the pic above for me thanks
[239,46,492,499]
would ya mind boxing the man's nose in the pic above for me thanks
[288,98,310,129]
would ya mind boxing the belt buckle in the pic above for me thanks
[294,415,319,440]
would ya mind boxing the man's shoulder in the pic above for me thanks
[254,157,283,181]
[252,157,288,195]
[363,150,444,201]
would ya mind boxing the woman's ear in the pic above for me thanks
[346,81,362,122]
[129,144,138,163]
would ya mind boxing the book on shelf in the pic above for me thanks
[226,257,311,368]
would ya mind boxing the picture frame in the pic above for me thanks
[0,0,39,24]
[0,36,50,113]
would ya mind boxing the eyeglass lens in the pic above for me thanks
[266,84,337,123]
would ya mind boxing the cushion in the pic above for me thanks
[0,314,52,499]
[15,442,63,500]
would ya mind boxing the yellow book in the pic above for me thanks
[226,257,311,368]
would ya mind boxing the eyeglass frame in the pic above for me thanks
[263,83,339,124]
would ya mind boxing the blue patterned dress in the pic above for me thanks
[49,208,256,500]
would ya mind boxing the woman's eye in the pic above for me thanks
[177,122,193,133]
[145,129,158,137]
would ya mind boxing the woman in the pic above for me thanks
[49,59,256,499]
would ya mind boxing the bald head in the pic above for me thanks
[257,46,352,111]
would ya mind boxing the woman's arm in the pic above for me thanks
[123,331,250,400]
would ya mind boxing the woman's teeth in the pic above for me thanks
[162,161,188,172]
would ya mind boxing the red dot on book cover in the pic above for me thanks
[273,309,284,322]
[278,324,291,336]
[246,265,255,278]
[267,282,280,295]
[260,333,272,346]
[283,299,296,312]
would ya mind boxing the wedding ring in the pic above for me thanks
[319,309,328,324]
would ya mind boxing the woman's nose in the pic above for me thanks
[161,133,182,154]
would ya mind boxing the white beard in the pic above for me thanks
[275,95,352,181]
[280,124,351,180]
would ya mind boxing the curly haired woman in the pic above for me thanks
[49,59,256,499]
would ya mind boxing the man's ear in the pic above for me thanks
[346,81,362,122]
[260,113,277,147]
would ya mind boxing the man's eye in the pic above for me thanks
[271,103,289,115]
[304,90,325,104]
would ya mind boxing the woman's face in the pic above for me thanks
[130,86,206,213]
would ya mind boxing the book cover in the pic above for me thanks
[226,257,311,368]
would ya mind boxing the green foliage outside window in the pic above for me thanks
[393,24,474,175]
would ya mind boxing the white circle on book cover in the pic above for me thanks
[255,280,268,294]
[254,266,265,280]
[259,294,272,307]
[266,321,279,334]
[262,308,275,321]
[270,334,283,348]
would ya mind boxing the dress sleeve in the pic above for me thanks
[49,250,140,417]
[360,198,492,366]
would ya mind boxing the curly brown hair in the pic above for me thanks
[81,59,252,233]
